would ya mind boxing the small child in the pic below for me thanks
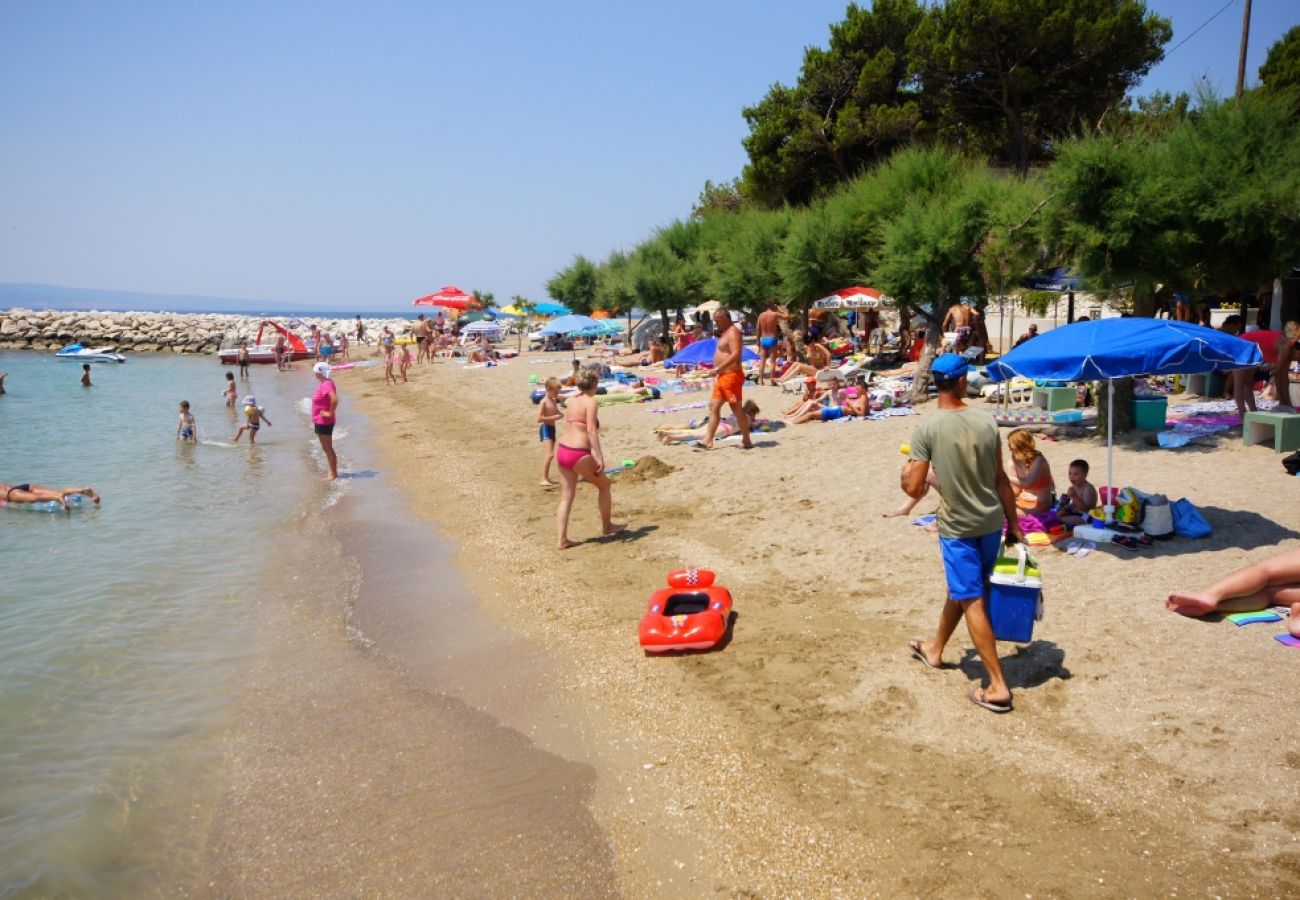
[384,344,399,385]
[81,363,92,387]
[233,395,272,444]
[1058,458,1098,526]
[398,344,412,382]
[237,344,251,379]
[223,371,238,407]
[176,400,198,442]
[537,377,563,487]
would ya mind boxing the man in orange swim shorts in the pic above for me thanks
[702,309,753,450]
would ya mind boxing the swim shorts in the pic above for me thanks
[314,422,335,436]
[819,406,843,421]
[713,369,744,405]
[539,423,556,442]
[760,336,778,349]
[939,531,1002,602]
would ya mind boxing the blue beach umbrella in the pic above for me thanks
[988,317,1262,519]
[533,301,571,316]
[540,314,601,336]
[665,338,760,369]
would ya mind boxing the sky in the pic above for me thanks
[0,1,1295,311]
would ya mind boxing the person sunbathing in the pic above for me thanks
[655,400,762,444]
[781,377,821,417]
[775,335,830,384]
[2,482,100,510]
[1166,547,1300,637]
[785,377,845,424]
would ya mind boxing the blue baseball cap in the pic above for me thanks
[930,353,970,383]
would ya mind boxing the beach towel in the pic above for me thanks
[1225,611,1283,626]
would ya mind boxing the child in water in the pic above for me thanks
[223,371,238,407]
[537,377,563,487]
[176,401,198,442]
[233,396,272,444]
[237,344,251,379]
[81,364,92,387]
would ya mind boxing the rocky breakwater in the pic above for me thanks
[0,309,416,355]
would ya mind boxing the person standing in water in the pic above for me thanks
[233,396,271,444]
[311,362,340,480]
[80,364,92,387]
[176,401,198,442]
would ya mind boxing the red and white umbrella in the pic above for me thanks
[814,286,891,310]
[413,285,477,311]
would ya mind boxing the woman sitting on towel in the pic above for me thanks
[775,334,831,384]
[654,400,763,444]
[1006,428,1055,513]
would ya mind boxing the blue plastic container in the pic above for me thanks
[988,581,1041,642]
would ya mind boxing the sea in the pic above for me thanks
[0,349,615,896]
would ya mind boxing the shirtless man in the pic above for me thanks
[941,301,973,335]
[1,482,100,510]
[413,314,431,364]
[1167,547,1300,638]
[754,301,787,385]
[701,310,752,450]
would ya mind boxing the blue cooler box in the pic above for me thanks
[988,546,1043,643]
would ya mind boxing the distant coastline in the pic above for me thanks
[0,282,414,319]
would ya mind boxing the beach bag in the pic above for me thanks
[1171,498,1212,539]
[988,544,1044,643]
[1283,450,1300,475]
[1139,493,1174,539]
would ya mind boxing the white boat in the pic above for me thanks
[56,343,126,363]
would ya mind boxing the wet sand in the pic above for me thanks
[206,404,617,896]
[344,352,1300,896]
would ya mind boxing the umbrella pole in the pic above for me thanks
[1105,378,1115,523]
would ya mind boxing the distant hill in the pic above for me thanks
[0,283,320,315]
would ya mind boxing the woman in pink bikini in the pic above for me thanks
[555,368,627,550]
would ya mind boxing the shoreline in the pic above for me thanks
[348,350,1300,895]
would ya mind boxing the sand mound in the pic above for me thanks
[620,455,675,482]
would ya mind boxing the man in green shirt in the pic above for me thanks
[901,354,1023,713]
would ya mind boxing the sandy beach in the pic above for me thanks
[344,351,1300,896]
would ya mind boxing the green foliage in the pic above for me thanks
[911,0,1170,172]
[627,220,708,314]
[1018,290,1058,317]
[709,208,793,310]
[545,256,600,314]
[595,250,637,315]
[471,290,496,309]
[1259,25,1300,94]
[1102,90,1191,140]
[692,179,745,219]
[740,0,925,207]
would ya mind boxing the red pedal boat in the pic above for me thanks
[218,319,314,365]
[638,569,733,654]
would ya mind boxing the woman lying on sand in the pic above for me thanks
[1167,547,1300,637]
[2,482,100,509]
[653,400,762,444]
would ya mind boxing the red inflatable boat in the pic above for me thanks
[638,568,733,654]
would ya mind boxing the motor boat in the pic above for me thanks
[218,319,314,365]
[56,343,126,363]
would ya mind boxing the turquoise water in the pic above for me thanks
[0,350,335,895]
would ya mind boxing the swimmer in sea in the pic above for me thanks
[1,482,100,510]
[176,400,198,443]
[81,364,92,387]
[233,396,272,444]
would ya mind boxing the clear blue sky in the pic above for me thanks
[0,1,1294,311]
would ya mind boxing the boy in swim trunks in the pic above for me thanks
[233,396,272,444]
[176,401,198,443]
[223,371,238,407]
[701,310,753,450]
[537,377,563,487]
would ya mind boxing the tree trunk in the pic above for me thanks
[1098,377,1135,438]
[909,316,947,404]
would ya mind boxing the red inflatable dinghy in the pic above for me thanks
[639,569,733,654]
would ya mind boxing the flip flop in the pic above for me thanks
[1064,540,1082,556]
[968,687,1013,714]
[1074,541,1096,558]
[907,639,942,670]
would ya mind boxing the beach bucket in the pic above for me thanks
[988,544,1043,643]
